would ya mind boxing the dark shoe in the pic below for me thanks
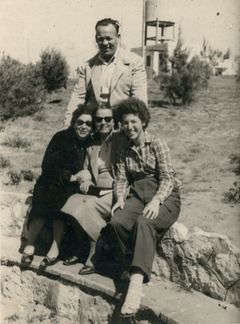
[21,253,34,266]
[78,264,95,275]
[39,256,58,271]
[63,256,79,266]
[120,313,138,324]
[120,270,131,282]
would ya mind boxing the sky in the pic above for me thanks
[0,0,239,74]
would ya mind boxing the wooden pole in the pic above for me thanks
[142,0,146,64]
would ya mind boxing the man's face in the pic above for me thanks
[95,24,120,60]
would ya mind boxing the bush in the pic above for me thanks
[7,170,21,186]
[0,56,45,120]
[2,135,31,149]
[20,170,34,181]
[223,181,240,204]
[0,154,11,168]
[38,47,70,92]
[229,153,240,175]
[223,154,240,204]
[160,30,210,105]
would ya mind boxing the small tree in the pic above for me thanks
[160,29,207,105]
[0,56,45,120]
[38,47,70,92]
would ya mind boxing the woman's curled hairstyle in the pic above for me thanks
[115,98,150,129]
[70,103,97,128]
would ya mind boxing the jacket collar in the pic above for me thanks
[128,131,152,149]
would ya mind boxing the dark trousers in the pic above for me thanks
[110,177,181,282]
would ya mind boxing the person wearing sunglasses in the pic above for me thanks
[21,104,96,270]
[61,106,124,274]
[64,17,147,126]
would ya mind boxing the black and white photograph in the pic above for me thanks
[0,0,240,323]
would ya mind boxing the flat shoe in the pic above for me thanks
[21,253,34,266]
[39,256,58,271]
[120,270,131,282]
[120,312,138,324]
[78,265,95,275]
[63,256,79,266]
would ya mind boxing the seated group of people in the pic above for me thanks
[21,98,181,319]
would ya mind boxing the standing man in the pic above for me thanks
[64,18,147,126]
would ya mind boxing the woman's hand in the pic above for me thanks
[142,198,160,220]
[79,180,93,194]
[111,198,125,216]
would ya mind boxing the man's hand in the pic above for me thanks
[142,198,160,220]
[111,198,125,216]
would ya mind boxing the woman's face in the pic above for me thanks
[121,113,145,145]
[73,114,93,140]
[95,108,113,136]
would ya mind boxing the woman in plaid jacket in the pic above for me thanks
[109,98,181,320]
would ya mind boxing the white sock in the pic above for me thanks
[121,273,144,315]
[23,245,35,255]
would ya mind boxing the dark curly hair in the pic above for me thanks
[95,18,120,34]
[70,103,97,128]
[115,98,150,130]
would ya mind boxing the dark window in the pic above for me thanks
[146,55,151,66]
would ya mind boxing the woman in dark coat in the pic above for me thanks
[21,104,95,268]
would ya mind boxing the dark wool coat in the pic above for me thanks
[28,127,90,225]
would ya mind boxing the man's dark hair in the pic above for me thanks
[70,103,97,128]
[95,18,120,34]
[115,98,150,130]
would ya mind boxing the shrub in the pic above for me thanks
[229,153,240,175]
[0,56,45,120]
[223,154,240,204]
[223,181,240,204]
[37,47,70,92]
[7,170,21,186]
[2,135,31,149]
[160,30,211,105]
[0,154,11,168]
[20,170,34,181]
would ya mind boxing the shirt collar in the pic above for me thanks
[128,131,151,149]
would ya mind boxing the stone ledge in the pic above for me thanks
[1,236,240,324]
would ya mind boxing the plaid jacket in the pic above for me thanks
[114,131,181,204]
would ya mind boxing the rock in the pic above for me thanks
[155,223,240,307]
[1,265,114,323]
[167,222,189,243]
[225,280,240,307]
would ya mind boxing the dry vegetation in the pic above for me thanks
[0,77,239,246]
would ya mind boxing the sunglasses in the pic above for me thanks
[76,120,92,127]
[95,116,113,123]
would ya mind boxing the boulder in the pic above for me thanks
[154,222,240,307]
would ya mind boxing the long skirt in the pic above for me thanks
[61,192,113,242]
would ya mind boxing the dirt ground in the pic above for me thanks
[0,76,239,247]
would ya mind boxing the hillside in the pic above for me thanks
[0,77,239,247]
